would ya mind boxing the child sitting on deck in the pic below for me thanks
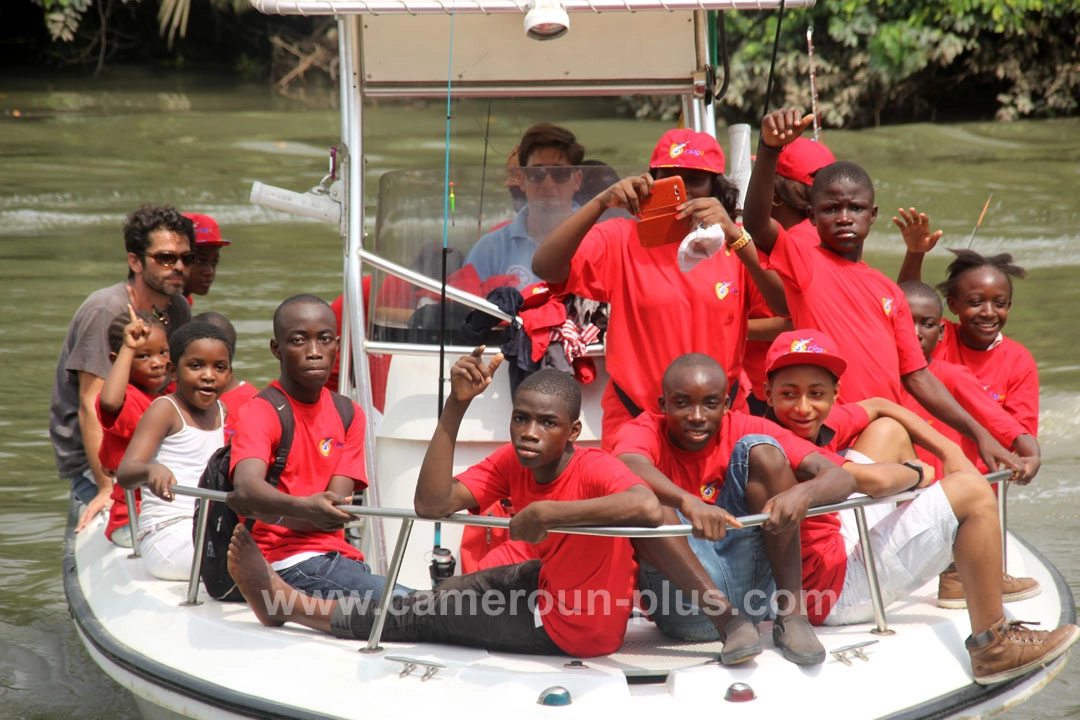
[117,321,231,580]
[227,350,665,656]
[610,353,856,666]
[96,307,171,547]
[759,330,1075,685]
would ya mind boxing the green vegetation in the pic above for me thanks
[17,0,1080,127]
[720,1,1080,126]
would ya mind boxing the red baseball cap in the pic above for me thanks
[649,129,725,175]
[184,213,230,247]
[765,329,847,380]
[775,138,835,186]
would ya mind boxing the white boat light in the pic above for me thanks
[524,0,569,41]
[537,686,572,706]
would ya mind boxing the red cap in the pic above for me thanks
[183,213,230,246]
[765,330,847,380]
[649,129,725,175]
[775,138,835,186]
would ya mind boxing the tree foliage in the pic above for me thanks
[718,0,1080,127]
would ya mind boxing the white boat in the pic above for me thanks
[64,1,1075,717]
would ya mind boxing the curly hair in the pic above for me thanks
[123,205,195,279]
[107,309,166,354]
[515,368,582,422]
[935,248,1027,300]
[168,320,232,363]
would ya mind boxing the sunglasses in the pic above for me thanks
[521,165,575,184]
[142,251,196,268]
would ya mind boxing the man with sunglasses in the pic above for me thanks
[465,123,584,288]
[51,204,195,532]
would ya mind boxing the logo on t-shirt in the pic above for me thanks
[714,281,738,300]
[881,297,894,316]
[700,482,718,502]
[319,438,334,456]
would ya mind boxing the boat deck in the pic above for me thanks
[67,503,1074,720]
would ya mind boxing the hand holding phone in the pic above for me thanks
[636,176,693,248]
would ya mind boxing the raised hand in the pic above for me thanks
[761,109,815,150]
[892,207,942,255]
[596,174,654,217]
[449,346,504,402]
[123,303,153,349]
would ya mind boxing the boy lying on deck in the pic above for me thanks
[228,347,802,659]
[759,329,1078,684]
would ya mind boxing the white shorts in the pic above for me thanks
[823,482,957,626]
[140,518,195,581]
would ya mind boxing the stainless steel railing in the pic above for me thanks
[128,470,1009,649]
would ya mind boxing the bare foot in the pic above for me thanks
[227,524,290,627]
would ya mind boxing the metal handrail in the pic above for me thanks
[165,470,1009,646]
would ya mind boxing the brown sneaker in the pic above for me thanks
[967,617,1080,685]
[937,564,1041,609]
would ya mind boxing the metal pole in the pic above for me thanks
[853,505,893,636]
[998,478,1009,574]
[361,518,414,653]
[125,488,142,559]
[182,497,212,606]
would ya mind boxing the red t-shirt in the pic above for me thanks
[221,381,259,440]
[765,225,927,403]
[933,319,1038,436]
[97,384,157,473]
[902,358,1028,474]
[229,381,367,565]
[456,445,646,657]
[554,217,752,437]
[743,219,815,402]
[811,403,872,454]
[610,411,842,502]
[613,410,848,625]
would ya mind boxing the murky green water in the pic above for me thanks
[1,70,1078,718]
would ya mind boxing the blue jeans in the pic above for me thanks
[639,434,781,640]
[277,552,412,600]
[70,468,99,505]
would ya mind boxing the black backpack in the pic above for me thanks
[193,385,356,601]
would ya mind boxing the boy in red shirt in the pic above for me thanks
[611,353,856,665]
[228,294,400,600]
[225,349,666,657]
[743,108,1020,476]
[760,331,1075,685]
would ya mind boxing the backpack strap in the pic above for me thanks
[329,391,356,434]
[254,385,295,489]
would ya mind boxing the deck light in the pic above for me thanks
[524,0,569,41]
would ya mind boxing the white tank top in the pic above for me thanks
[138,396,225,527]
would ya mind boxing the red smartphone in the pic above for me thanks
[636,176,692,248]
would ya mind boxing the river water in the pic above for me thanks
[1,70,1078,718]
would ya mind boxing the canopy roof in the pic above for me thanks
[251,0,813,15]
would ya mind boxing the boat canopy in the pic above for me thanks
[251,0,813,16]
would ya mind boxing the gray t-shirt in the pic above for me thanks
[49,281,191,478]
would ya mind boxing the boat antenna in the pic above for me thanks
[475,99,494,241]
[807,26,821,141]
[760,0,787,121]
[967,190,994,249]
[712,11,730,104]
[433,7,459,582]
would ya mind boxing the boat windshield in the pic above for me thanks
[369,163,640,346]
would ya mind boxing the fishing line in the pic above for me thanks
[475,99,494,241]
[760,0,786,122]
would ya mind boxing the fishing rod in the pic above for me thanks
[432,7,458,588]
[807,26,821,142]
[475,99,494,241]
[967,190,994,249]
[760,0,787,122]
